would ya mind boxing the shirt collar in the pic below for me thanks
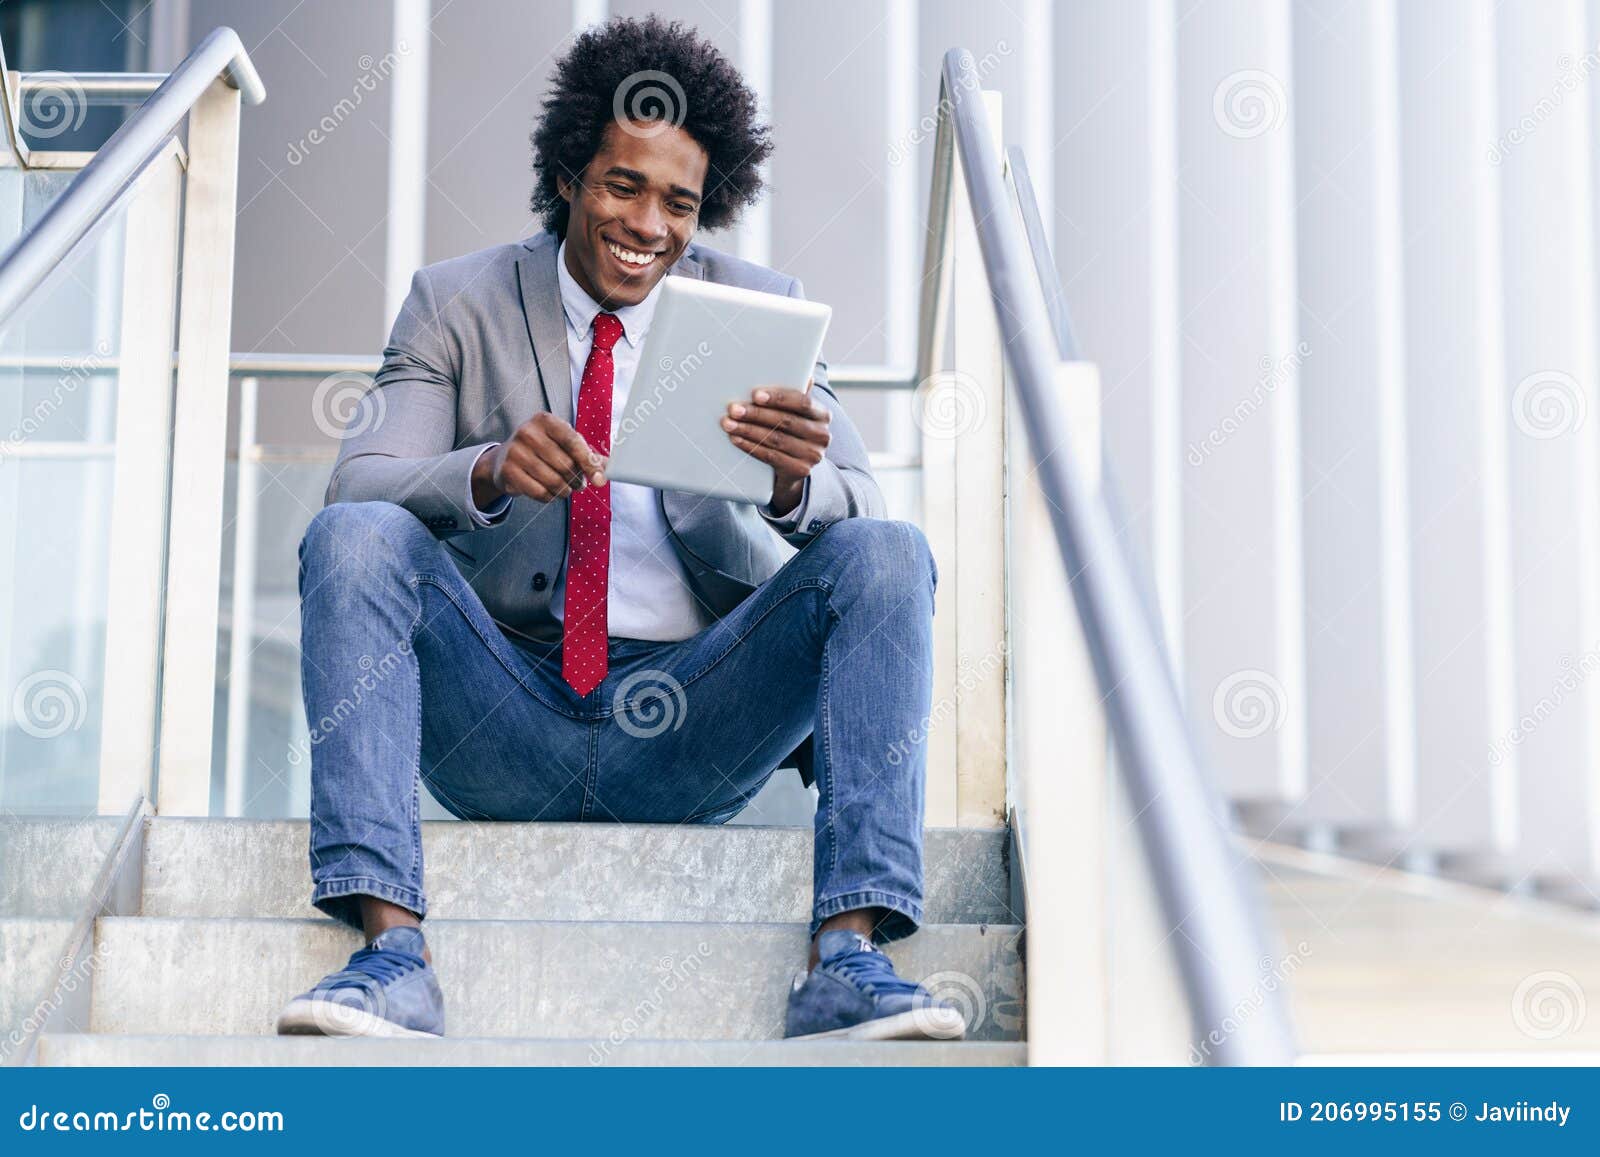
[556,239,660,350]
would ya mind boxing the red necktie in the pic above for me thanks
[562,312,623,696]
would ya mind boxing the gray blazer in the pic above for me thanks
[328,228,884,667]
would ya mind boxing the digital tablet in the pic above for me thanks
[607,276,831,505]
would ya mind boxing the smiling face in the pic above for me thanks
[557,120,709,309]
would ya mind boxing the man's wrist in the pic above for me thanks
[470,445,505,511]
[761,474,812,532]
[766,477,804,518]
[468,444,513,525]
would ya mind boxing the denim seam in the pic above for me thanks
[312,875,428,919]
[580,719,599,821]
[413,573,588,720]
[406,594,424,885]
[818,602,842,891]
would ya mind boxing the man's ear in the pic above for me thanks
[556,173,576,205]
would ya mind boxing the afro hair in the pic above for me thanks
[531,15,774,237]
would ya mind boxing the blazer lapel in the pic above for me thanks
[516,235,705,436]
[516,233,572,428]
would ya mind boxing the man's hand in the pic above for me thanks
[472,412,607,508]
[721,385,830,517]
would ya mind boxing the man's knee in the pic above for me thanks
[299,501,431,583]
[814,518,937,598]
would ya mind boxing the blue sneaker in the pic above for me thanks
[784,930,967,1041]
[276,926,444,1038]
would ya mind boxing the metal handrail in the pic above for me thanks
[225,351,911,391]
[1004,147,1080,361]
[0,27,264,321]
[936,47,1296,1064]
[20,73,168,102]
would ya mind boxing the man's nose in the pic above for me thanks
[617,201,669,246]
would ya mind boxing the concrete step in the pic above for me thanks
[91,917,1024,1041]
[37,1033,1026,1066]
[1,918,76,1047]
[142,819,1014,925]
[0,818,123,916]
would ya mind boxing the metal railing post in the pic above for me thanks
[95,146,183,813]
[222,376,260,816]
[918,88,1010,829]
[156,75,244,815]
[1010,359,1110,1063]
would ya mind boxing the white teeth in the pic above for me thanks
[606,240,656,267]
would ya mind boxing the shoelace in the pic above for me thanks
[325,943,425,990]
[827,943,923,998]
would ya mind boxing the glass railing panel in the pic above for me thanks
[216,449,327,818]
[0,169,81,305]
[0,145,182,816]
[0,207,127,814]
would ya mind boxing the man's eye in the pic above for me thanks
[669,202,695,216]
[607,184,635,197]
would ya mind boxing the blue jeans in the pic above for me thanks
[296,501,937,943]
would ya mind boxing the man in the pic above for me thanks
[276,15,959,1043]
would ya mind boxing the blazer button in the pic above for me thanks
[531,572,548,591]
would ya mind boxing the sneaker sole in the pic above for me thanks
[786,1007,967,1042]
[275,998,441,1039]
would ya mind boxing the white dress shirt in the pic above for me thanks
[543,241,718,641]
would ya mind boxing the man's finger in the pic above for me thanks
[726,405,829,439]
[729,433,809,476]
[525,450,583,498]
[747,386,824,415]
[510,437,590,498]
[723,421,824,464]
[500,460,556,503]
[545,421,608,481]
